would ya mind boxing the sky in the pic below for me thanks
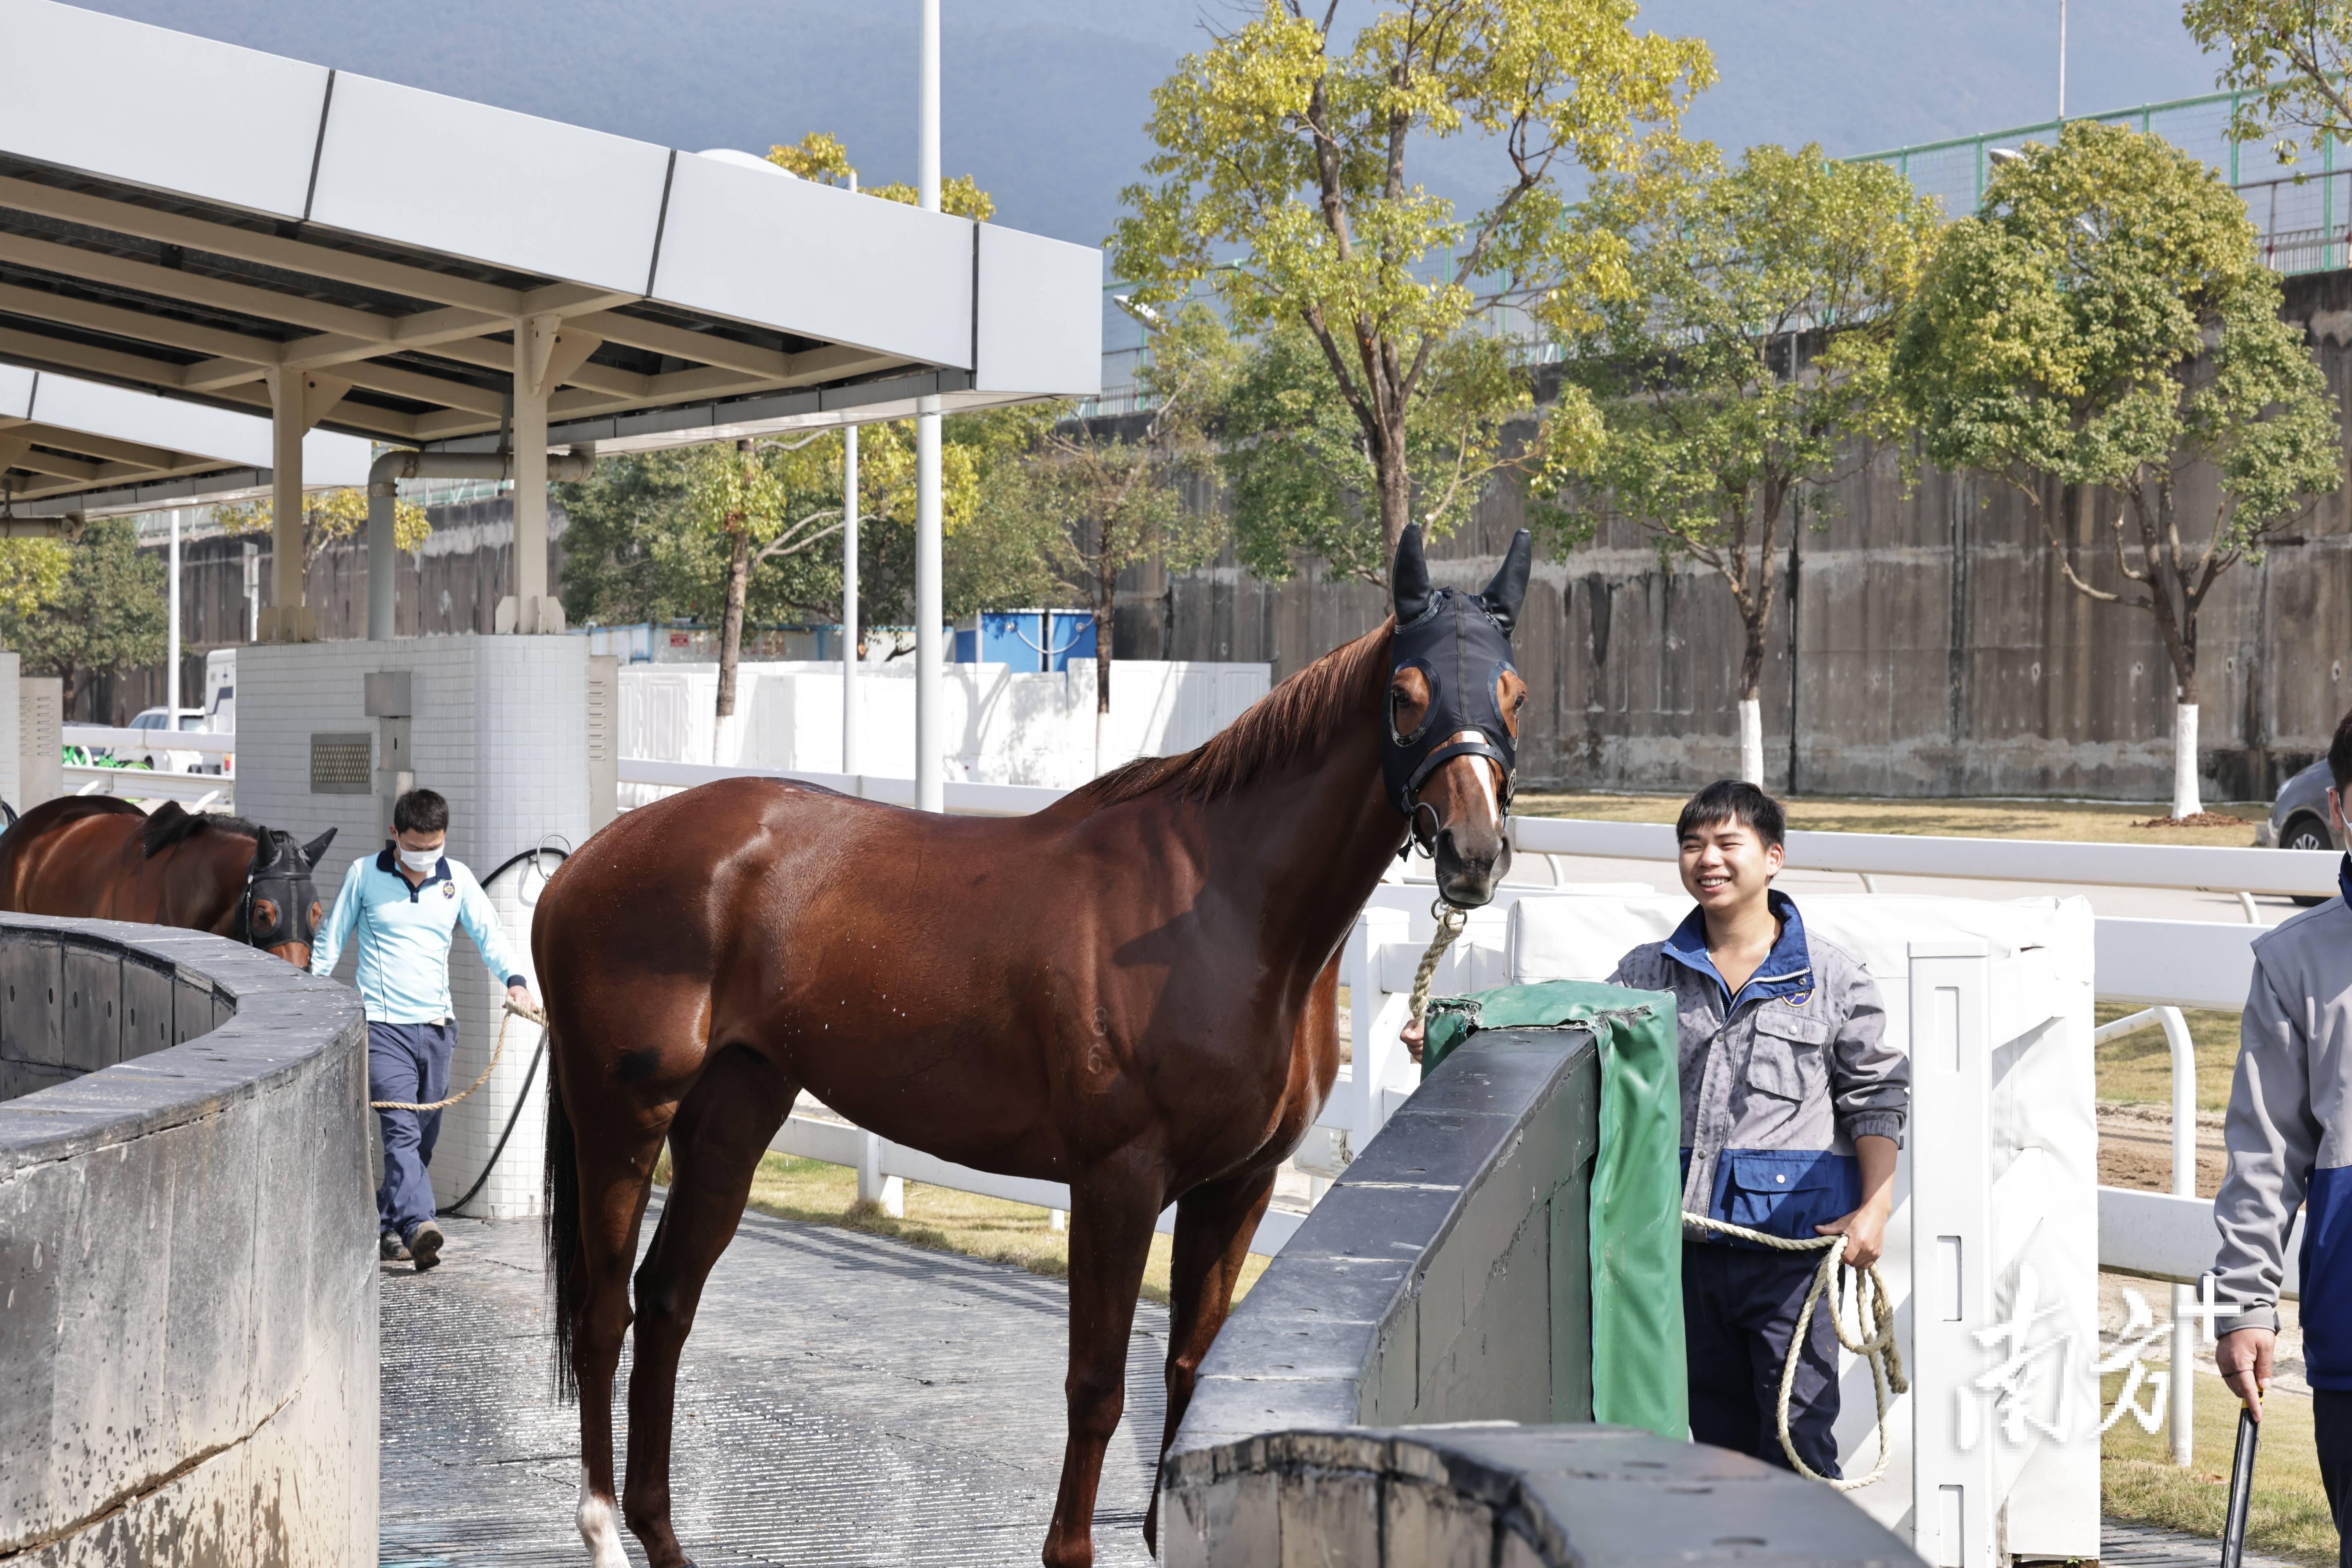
[69,1,2227,251]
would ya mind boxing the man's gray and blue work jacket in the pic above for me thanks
[311,844,524,1025]
[1610,890,1909,1243]
[2210,856,2352,1386]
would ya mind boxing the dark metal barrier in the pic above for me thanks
[0,914,374,1562]
[1161,1026,1919,1567]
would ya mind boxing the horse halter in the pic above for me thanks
[238,828,332,951]
[1383,524,1532,852]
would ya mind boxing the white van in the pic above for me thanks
[205,648,235,735]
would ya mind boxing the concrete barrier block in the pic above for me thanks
[1275,1464,1380,1568]
[1418,1207,1552,1425]
[58,944,121,1073]
[1,934,62,1068]
[0,1158,67,1550]
[1383,1476,1492,1567]
[159,1086,262,1455]
[118,958,177,1063]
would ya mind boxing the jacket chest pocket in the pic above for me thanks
[1745,1008,1830,1101]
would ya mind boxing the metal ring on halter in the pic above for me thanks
[1409,799,1442,858]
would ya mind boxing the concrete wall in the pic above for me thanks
[1170,1027,1600,1463]
[1139,270,2352,801]
[0,915,374,1563]
[238,634,586,1219]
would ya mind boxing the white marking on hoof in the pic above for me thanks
[577,1472,629,1568]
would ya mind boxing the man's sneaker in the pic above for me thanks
[379,1232,410,1262]
[407,1222,445,1272]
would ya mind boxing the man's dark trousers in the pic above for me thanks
[1684,1241,1843,1476]
[370,1020,455,1243]
[2315,1390,2352,1566]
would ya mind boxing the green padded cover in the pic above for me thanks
[1421,980,1687,1440]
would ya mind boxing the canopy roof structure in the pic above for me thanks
[0,0,1097,463]
[1,365,370,518]
[0,0,1099,638]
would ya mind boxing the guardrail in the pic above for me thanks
[0,914,373,1560]
[62,766,233,807]
[62,723,237,756]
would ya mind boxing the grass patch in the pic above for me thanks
[1515,791,2267,847]
[730,1151,1270,1308]
[2103,1369,2337,1565]
[2094,1002,2243,1111]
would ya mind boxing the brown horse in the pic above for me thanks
[536,525,1534,1568]
[0,795,337,967]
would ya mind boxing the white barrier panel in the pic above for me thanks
[61,767,232,807]
[2095,918,2262,1010]
[2100,1185,2303,1295]
[1511,815,2340,899]
[767,1110,1306,1257]
[617,756,1067,816]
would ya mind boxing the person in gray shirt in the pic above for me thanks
[1611,781,1909,1476]
[2215,708,2352,1559]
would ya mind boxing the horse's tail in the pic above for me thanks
[543,1027,583,1404]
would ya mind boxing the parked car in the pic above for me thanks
[124,707,210,773]
[2260,758,2341,904]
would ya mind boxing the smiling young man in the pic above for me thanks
[1608,780,1908,1476]
[311,788,534,1272]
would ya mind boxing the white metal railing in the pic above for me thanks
[617,757,1063,816]
[63,723,237,757]
[62,767,232,808]
[1510,814,2339,899]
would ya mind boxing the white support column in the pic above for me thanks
[914,0,944,813]
[510,313,557,635]
[260,368,347,642]
[842,423,861,775]
[1909,940,1996,1568]
[367,484,397,641]
[855,1129,905,1218]
[165,509,181,721]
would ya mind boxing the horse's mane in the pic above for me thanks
[1070,619,1395,812]
[141,801,264,858]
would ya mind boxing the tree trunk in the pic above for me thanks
[1737,619,1768,786]
[1094,547,1115,778]
[714,441,753,766]
[1376,424,1412,582]
[2171,701,2203,820]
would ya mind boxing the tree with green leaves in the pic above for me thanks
[983,305,1235,766]
[1112,0,1712,584]
[1538,143,1938,784]
[2,516,165,716]
[1892,119,2340,819]
[2184,0,2352,162]
[213,487,431,566]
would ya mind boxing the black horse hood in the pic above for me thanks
[1382,524,1530,819]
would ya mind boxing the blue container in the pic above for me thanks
[957,610,1096,671]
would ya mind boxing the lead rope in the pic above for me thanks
[1680,1214,1908,1490]
[371,997,547,1112]
[1405,898,1471,1041]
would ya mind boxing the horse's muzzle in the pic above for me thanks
[1432,825,1510,908]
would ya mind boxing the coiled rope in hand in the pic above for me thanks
[1681,1213,1907,1490]
[1402,899,1470,1056]
[371,997,548,1112]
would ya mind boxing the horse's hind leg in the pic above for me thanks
[1044,1151,1169,1568]
[1142,1165,1278,1554]
[567,1108,669,1568]
[622,1044,797,1568]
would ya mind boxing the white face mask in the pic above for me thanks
[397,844,440,875]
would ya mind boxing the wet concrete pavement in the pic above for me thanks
[377,1200,1165,1567]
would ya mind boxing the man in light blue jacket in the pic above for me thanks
[312,787,533,1271]
[2215,710,2352,1558]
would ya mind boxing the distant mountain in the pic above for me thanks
[72,1,2224,258]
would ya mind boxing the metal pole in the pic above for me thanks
[842,422,861,777]
[166,509,181,724]
[2057,0,2066,119]
[914,0,944,812]
[2160,1003,2198,1468]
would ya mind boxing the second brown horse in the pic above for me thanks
[537,526,1534,1568]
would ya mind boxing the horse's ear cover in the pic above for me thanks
[301,827,337,867]
[1393,523,1434,625]
[1479,529,1533,634]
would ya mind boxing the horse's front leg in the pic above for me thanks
[1043,1148,1167,1568]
